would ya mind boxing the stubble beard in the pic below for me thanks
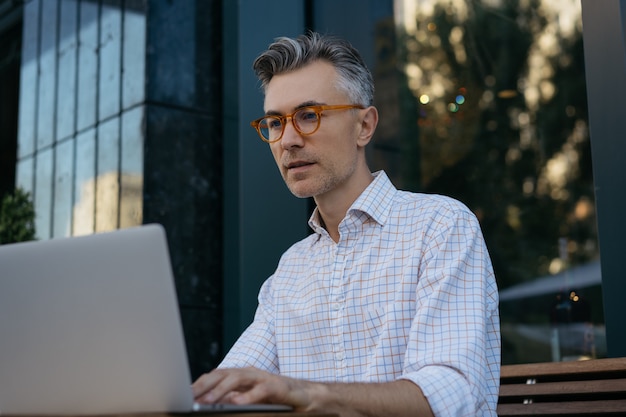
[282,155,358,199]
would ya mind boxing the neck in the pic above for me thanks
[315,169,374,243]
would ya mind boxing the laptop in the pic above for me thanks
[0,224,291,415]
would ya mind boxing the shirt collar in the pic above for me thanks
[308,170,396,233]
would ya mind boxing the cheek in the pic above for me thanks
[326,134,358,160]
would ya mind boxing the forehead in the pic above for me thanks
[264,60,348,112]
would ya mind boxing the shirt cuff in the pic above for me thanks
[400,365,474,417]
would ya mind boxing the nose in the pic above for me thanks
[280,118,305,150]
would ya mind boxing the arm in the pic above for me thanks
[401,203,500,415]
[218,278,280,372]
[192,367,434,417]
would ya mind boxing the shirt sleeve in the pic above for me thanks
[399,204,500,416]
[218,277,280,373]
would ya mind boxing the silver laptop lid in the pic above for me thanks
[0,224,194,415]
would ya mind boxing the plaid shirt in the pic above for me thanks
[220,171,500,416]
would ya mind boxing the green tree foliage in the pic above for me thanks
[0,187,36,244]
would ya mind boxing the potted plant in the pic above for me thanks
[0,187,36,244]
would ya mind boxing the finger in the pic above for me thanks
[196,369,256,404]
[222,391,241,404]
[191,370,228,399]
[227,383,271,405]
[228,373,294,406]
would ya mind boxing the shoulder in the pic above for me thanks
[390,190,478,225]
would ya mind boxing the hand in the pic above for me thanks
[192,367,316,411]
[192,367,434,417]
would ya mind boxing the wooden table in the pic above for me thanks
[2,413,336,417]
[181,413,334,417]
[190,409,335,417]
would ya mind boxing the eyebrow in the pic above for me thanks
[265,100,326,116]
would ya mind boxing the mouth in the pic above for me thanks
[285,160,315,175]
[287,160,313,169]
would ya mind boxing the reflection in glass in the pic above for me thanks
[53,139,74,238]
[17,0,40,157]
[76,1,98,131]
[96,118,120,232]
[120,106,144,228]
[99,1,122,120]
[36,0,58,149]
[35,148,53,240]
[392,0,602,363]
[122,1,146,109]
[73,128,96,236]
[56,0,78,142]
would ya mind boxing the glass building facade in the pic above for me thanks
[1,0,625,377]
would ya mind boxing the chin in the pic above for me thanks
[286,182,317,199]
[288,188,315,199]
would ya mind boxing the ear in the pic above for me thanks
[356,106,379,148]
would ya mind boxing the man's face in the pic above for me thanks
[264,60,367,199]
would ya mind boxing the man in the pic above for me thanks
[193,32,500,417]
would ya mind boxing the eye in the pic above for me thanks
[296,108,320,123]
[264,117,283,130]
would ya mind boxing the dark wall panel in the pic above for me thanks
[581,0,626,357]
[144,0,223,377]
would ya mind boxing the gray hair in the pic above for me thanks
[253,31,374,106]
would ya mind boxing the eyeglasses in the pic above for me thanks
[250,104,365,143]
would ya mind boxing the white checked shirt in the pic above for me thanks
[220,171,501,416]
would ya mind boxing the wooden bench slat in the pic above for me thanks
[497,399,626,415]
[501,358,626,380]
[499,358,626,415]
[499,378,626,398]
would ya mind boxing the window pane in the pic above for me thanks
[73,127,96,236]
[18,0,39,157]
[36,0,58,149]
[391,0,603,364]
[53,138,74,238]
[96,117,120,232]
[120,106,143,229]
[76,1,98,131]
[34,147,53,239]
[56,0,78,142]
[122,0,147,109]
[99,0,122,121]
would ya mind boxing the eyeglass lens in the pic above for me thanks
[259,108,320,141]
